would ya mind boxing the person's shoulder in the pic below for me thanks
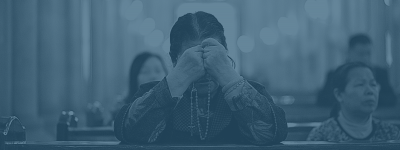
[245,80,276,101]
[372,66,389,74]
[372,118,400,131]
[320,118,338,127]
[312,118,339,132]
[372,118,400,139]
[372,66,387,71]
[307,118,339,141]
[327,69,335,74]
[247,80,265,90]
[319,69,335,83]
[138,81,161,91]
[134,81,162,98]
[126,81,161,103]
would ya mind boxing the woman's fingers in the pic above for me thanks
[202,46,219,53]
[201,38,221,48]
[202,51,212,59]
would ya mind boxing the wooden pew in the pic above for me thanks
[56,111,117,141]
[285,120,400,141]
[58,122,316,141]
[57,121,395,141]
[4,141,400,150]
[54,107,399,141]
[286,122,320,141]
[63,126,117,141]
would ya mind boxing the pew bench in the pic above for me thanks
[62,126,117,141]
[57,122,320,141]
[4,141,400,150]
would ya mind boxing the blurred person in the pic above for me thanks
[124,52,168,103]
[108,52,168,124]
[316,33,397,107]
[308,62,400,141]
[114,11,287,145]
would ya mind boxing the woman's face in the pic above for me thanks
[137,57,166,86]
[338,67,380,115]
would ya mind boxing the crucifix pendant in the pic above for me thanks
[188,125,195,136]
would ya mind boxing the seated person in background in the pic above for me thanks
[316,34,397,107]
[123,52,168,103]
[114,11,287,145]
[110,52,168,121]
[308,62,400,141]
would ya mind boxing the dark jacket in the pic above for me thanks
[114,78,287,145]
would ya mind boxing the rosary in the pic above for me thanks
[189,76,211,140]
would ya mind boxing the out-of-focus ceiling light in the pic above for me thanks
[139,18,156,36]
[278,16,298,36]
[260,27,279,45]
[305,0,329,20]
[124,0,143,20]
[237,35,255,53]
[144,30,164,47]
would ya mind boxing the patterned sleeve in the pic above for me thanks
[394,126,400,140]
[382,122,400,140]
[222,78,288,145]
[307,126,325,141]
[114,77,178,144]
[397,127,400,140]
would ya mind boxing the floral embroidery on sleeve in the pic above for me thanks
[247,120,274,141]
[148,119,167,143]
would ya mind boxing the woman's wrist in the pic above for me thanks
[166,70,190,97]
[222,76,244,93]
[218,68,241,87]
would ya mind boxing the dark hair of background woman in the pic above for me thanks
[348,33,372,49]
[124,52,167,103]
[169,11,235,68]
[329,62,374,117]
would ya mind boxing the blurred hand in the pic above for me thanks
[201,38,240,87]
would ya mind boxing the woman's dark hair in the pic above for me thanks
[169,11,235,68]
[329,62,374,117]
[348,33,372,49]
[124,52,167,103]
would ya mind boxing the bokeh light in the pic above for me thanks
[144,30,164,47]
[123,0,143,20]
[280,96,295,105]
[139,18,156,36]
[237,35,255,53]
[305,0,329,20]
[384,0,391,6]
[278,16,298,36]
[127,20,141,34]
[260,27,279,45]
[386,32,392,66]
